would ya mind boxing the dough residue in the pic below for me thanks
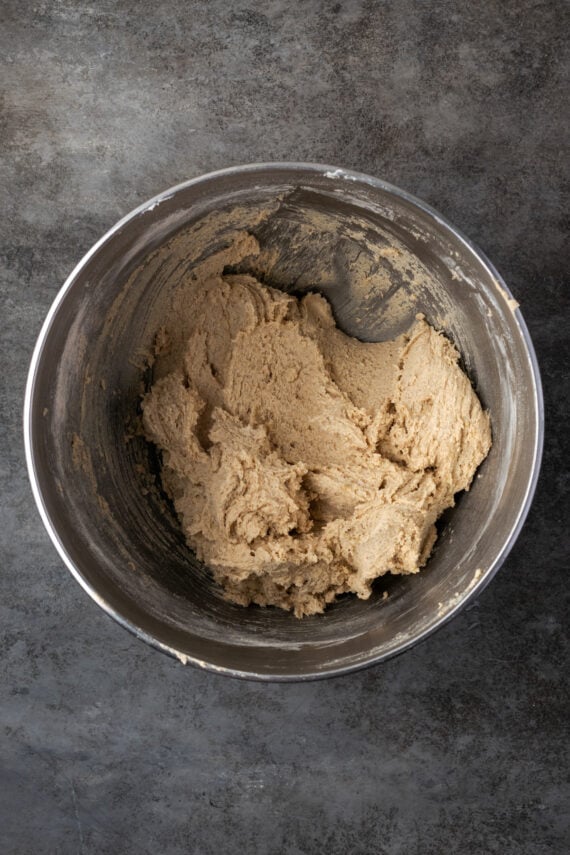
[142,234,491,617]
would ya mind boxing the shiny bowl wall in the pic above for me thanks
[24,164,543,679]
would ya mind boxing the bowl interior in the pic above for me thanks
[27,166,541,678]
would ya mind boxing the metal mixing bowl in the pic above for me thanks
[24,163,543,680]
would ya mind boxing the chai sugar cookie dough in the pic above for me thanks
[142,234,491,617]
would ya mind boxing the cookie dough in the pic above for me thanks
[142,234,491,617]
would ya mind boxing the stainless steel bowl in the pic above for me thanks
[24,163,543,680]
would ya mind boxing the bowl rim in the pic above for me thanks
[23,162,545,680]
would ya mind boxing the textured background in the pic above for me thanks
[1,1,568,853]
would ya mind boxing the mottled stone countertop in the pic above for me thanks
[1,2,567,853]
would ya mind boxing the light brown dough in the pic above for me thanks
[142,234,491,617]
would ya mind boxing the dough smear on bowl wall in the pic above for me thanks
[142,232,492,618]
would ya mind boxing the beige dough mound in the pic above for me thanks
[142,234,491,617]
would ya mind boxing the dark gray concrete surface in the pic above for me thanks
[1,1,568,853]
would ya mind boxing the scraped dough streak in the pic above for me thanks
[142,234,491,617]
